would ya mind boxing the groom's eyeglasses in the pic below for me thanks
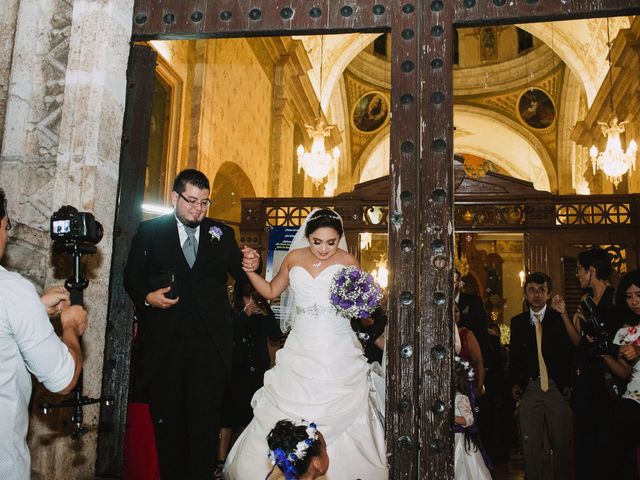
[177,192,211,210]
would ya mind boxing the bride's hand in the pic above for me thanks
[242,246,260,272]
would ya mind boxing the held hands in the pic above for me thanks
[243,302,265,316]
[241,246,260,273]
[40,285,70,317]
[60,304,88,336]
[145,287,179,309]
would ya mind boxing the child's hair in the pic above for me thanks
[266,420,321,480]
[453,358,483,456]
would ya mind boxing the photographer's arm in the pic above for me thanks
[56,305,87,395]
[601,354,631,382]
[40,286,69,317]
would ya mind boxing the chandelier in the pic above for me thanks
[589,18,638,187]
[371,254,388,290]
[297,36,341,187]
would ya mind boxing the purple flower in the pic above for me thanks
[330,266,383,320]
[209,226,223,241]
[339,299,354,309]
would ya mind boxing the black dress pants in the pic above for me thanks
[149,335,226,480]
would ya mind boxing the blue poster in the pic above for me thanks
[266,226,298,321]
[266,226,298,281]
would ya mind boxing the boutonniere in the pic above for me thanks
[462,305,470,315]
[209,226,223,242]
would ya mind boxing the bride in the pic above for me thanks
[223,209,388,479]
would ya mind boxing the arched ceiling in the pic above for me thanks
[454,105,554,192]
[518,16,630,106]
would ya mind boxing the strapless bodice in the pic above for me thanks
[288,264,352,335]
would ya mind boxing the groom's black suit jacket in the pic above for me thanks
[124,213,247,385]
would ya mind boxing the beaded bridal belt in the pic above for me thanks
[295,304,335,316]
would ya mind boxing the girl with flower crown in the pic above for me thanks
[454,358,491,480]
[224,208,387,479]
[265,420,329,480]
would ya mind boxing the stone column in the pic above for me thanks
[0,0,20,153]
[1,0,133,478]
[270,63,295,197]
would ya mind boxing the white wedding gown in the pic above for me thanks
[224,264,388,479]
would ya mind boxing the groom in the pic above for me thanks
[124,169,250,479]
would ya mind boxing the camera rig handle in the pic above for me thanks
[39,240,113,439]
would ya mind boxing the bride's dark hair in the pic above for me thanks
[266,420,321,479]
[305,209,343,238]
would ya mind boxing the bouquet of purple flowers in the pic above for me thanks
[329,266,383,319]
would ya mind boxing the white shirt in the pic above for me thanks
[0,266,75,480]
[175,216,200,248]
[530,305,547,324]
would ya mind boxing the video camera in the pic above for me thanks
[50,205,103,246]
[43,205,111,438]
[579,296,610,356]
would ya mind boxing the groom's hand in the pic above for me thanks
[241,246,260,272]
[145,287,179,309]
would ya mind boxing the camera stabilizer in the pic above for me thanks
[39,206,113,439]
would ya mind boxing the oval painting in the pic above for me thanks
[352,91,390,134]
[517,88,556,129]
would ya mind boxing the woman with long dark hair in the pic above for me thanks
[603,269,640,479]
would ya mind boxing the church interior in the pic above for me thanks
[143,15,640,329]
[136,19,640,477]
[2,1,640,478]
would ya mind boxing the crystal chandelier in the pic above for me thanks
[589,18,638,187]
[590,114,637,186]
[297,36,341,187]
[297,119,340,187]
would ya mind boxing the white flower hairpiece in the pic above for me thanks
[454,355,475,382]
[268,420,318,466]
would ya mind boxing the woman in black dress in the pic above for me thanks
[216,282,282,476]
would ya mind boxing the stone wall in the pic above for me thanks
[0,0,133,477]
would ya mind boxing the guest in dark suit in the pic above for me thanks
[508,272,573,480]
[124,169,253,480]
[455,269,489,357]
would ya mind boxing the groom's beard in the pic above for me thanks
[175,211,202,228]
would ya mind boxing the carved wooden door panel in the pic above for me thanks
[96,43,157,477]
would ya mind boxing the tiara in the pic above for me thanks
[267,420,318,478]
[454,355,475,382]
[310,210,342,221]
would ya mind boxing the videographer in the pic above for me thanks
[561,248,618,480]
[0,188,88,480]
